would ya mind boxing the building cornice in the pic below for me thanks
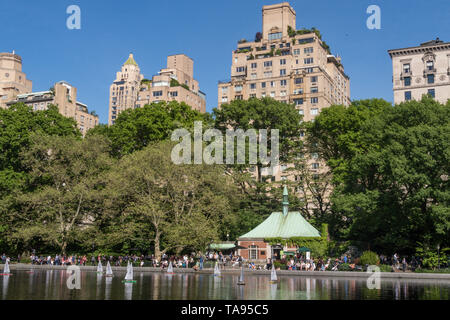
[388,43,450,57]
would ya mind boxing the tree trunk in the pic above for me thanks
[154,230,161,261]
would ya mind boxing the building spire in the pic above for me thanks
[282,185,289,216]
[124,52,138,66]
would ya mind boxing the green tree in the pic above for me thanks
[89,101,210,158]
[8,133,112,254]
[102,141,235,259]
[310,97,449,253]
[213,97,303,182]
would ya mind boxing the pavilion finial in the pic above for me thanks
[282,185,289,216]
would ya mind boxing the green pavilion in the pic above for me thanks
[237,185,326,262]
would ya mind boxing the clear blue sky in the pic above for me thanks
[1,0,448,124]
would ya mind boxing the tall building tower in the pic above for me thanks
[0,51,32,108]
[108,53,144,125]
[218,2,351,215]
[136,54,206,113]
[218,2,350,123]
[388,38,450,105]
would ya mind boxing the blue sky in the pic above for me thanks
[1,0,448,124]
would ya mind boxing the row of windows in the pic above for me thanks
[404,89,435,101]
[294,97,319,105]
[403,74,435,86]
[402,61,435,74]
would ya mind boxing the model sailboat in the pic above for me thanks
[269,264,278,283]
[96,261,103,274]
[105,261,113,277]
[123,261,136,283]
[167,261,174,274]
[237,265,245,285]
[214,262,221,277]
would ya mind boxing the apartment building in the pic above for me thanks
[108,53,206,125]
[108,53,144,125]
[388,38,450,105]
[0,51,32,109]
[218,2,350,123]
[7,81,99,136]
[136,54,206,113]
[218,2,350,186]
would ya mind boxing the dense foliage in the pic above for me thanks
[308,97,449,255]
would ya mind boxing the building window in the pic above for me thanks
[293,49,301,55]
[298,109,304,115]
[264,71,272,78]
[264,61,272,67]
[270,92,275,97]
[221,97,228,103]
[280,69,286,76]
[236,66,245,73]
[304,58,314,64]
[280,59,286,65]
[268,32,282,41]
[311,87,318,93]
[311,97,318,104]
[311,163,320,169]
[261,82,266,88]
[251,73,257,79]
[153,91,163,97]
[426,61,434,71]
[251,63,257,68]
[222,87,228,95]
[404,77,411,86]
[428,88,435,98]
[295,77,303,84]
[250,83,256,90]
[311,76,318,83]
[235,85,243,92]
[170,91,178,97]
[311,108,319,115]
[280,90,287,96]
[404,91,411,101]
[235,95,243,100]
[403,63,410,74]
[249,245,258,260]
[280,80,287,86]
[270,81,276,88]
[304,47,313,54]
[427,74,434,84]
[305,67,314,73]
[294,98,303,105]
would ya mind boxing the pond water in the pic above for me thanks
[1,270,449,300]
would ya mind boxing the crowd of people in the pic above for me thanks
[0,250,437,273]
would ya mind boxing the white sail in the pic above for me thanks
[124,262,133,281]
[214,262,221,277]
[3,260,10,274]
[167,261,173,273]
[97,261,103,273]
[270,264,277,281]
[106,261,113,276]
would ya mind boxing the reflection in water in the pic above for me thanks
[124,282,133,300]
[270,283,277,300]
[105,277,112,300]
[0,270,449,300]
[2,276,10,299]
[96,274,102,300]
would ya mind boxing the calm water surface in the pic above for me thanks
[1,270,449,300]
